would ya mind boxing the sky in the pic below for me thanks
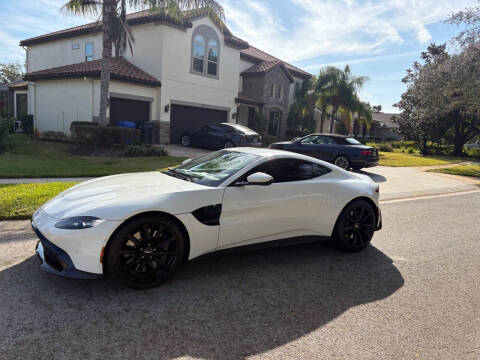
[0,0,475,112]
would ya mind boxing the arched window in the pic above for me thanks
[268,110,281,136]
[207,39,218,76]
[191,25,220,78]
[192,35,205,73]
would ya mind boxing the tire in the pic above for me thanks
[332,200,375,252]
[181,134,191,147]
[334,155,350,170]
[224,140,235,149]
[105,215,186,289]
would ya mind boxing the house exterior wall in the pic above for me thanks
[159,17,239,124]
[27,34,103,72]
[263,68,291,138]
[33,79,93,134]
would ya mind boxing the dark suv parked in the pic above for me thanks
[270,134,378,170]
[180,123,262,150]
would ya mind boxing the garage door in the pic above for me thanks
[170,104,228,144]
[110,97,150,128]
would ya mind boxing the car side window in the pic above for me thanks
[300,135,320,144]
[236,158,331,184]
[317,136,335,145]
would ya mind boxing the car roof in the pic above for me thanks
[308,133,350,138]
[229,147,338,165]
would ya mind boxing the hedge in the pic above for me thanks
[72,124,140,148]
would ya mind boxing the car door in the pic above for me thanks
[294,135,331,160]
[218,158,332,249]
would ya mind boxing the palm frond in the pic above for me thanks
[61,0,101,16]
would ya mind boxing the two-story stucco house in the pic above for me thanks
[21,10,311,144]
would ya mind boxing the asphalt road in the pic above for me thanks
[1,192,479,359]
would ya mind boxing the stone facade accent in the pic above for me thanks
[241,67,292,139]
[159,120,170,144]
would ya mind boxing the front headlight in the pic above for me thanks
[54,216,105,230]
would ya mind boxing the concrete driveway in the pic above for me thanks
[357,166,479,200]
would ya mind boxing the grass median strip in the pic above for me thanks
[379,152,467,167]
[428,165,480,178]
[0,182,77,220]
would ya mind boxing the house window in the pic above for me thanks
[85,42,93,62]
[192,35,205,73]
[72,43,80,50]
[207,39,218,76]
[191,25,220,78]
[268,110,280,136]
[276,85,281,99]
[16,94,28,119]
[270,84,274,98]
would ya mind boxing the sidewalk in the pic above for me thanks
[0,177,93,184]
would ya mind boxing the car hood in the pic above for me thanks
[40,172,223,220]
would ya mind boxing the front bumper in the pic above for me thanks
[34,228,102,279]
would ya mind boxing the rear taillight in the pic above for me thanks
[375,186,379,193]
[361,150,373,157]
[239,135,246,144]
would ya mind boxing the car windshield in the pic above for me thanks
[166,150,260,187]
[345,137,362,145]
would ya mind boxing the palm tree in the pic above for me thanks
[314,65,368,134]
[62,0,224,126]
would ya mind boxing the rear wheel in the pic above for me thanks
[334,155,350,170]
[224,140,235,149]
[332,200,375,252]
[181,134,191,147]
[106,215,186,289]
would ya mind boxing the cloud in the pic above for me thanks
[221,0,473,63]
[303,51,420,71]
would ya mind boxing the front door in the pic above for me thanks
[15,93,28,119]
[218,158,321,249]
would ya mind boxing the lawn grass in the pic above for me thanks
[0,182,77,220]
[0,135,185,178]
[428,165,480,178]
[379,151,467,167]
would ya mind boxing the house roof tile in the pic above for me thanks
[235,93,264,106]
[372,112,399,128]
[24,57,161,86]
[241,46,311,79]
[241,61,294,83]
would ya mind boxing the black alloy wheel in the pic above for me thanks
[334,155,351,170]
[106,216,185,289]
[181,134,191,147]
[224,140,235,149]
[333,200,375,252]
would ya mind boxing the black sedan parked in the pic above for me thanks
[270,134,378,170]
[180,123,262,150]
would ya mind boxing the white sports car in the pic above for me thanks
[32,148,382,288]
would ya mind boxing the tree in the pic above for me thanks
[287,78,317,134]
[394,43,480,154]
[0,61,24,85]
[62,0,224,126]
[314,65,369,134]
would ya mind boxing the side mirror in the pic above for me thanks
[182,158,192,165]
[246,172,274,185]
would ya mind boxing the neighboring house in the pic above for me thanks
[368,112,401,141]
[0,80,29,121]
[20,10,311,144]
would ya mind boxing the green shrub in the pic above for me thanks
[124,144,167,157]
[70,121,98,137]
[376,143,393,152]
[72,124,140,149]
[19,115,34,134]
[466,147,480,158]
[407,146,415,154]
[42,131,69,142]
[0,118,14,153]
[261,135,277,147]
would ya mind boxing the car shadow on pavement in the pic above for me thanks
[0,241,403,360]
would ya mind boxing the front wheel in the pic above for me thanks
[332,200,375,252]
[334,155,350,170]
[181,134,191,147]
[106,215,186,289]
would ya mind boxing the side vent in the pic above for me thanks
[192,204,222,226]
